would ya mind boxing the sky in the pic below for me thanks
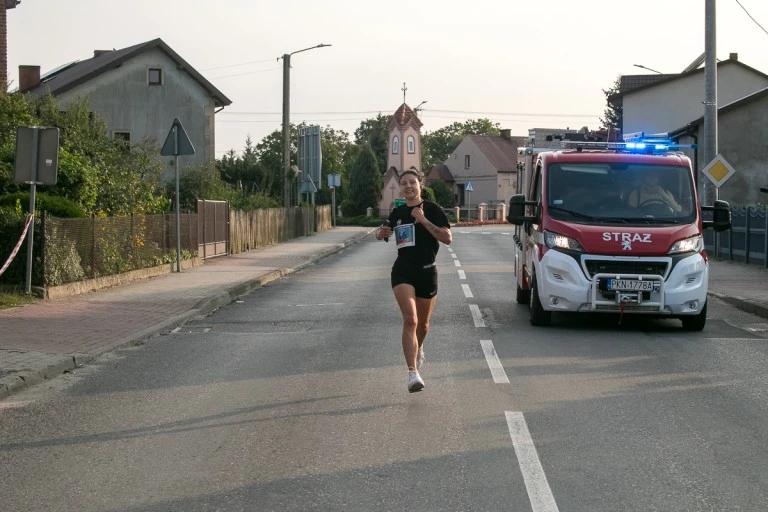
[7,0,768,158]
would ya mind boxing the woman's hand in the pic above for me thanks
[378,224,392,241]
[411,206,426,224]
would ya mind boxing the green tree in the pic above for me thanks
[315,125,352,205]
[430,179,456,207]
[354,114,389,175]
[601,75,622,130]
[255,128,292,200]
[421,118,500,171]
[343,143,381,217]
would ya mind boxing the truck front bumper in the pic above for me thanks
[535,250,708,316]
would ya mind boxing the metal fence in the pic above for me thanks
[42,213,198,286]
[704,206,768,268]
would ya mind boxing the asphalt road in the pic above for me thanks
[1,225,767,511]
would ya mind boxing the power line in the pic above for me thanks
[735,0,768,36]
[201,57,276,72]
[219,108,597,118]
[210,66,282,80]
[220,110,389,115]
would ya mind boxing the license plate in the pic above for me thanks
[607,279,654,291]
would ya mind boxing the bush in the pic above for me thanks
[0,192,86,217]
[335,215,385,227]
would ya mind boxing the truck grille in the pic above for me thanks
[584,259,668,279]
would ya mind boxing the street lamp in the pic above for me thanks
[280,43,331,208]
[633,64,662,74]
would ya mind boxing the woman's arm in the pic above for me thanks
[412,206,452,245]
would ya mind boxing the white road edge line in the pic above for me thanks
[454,260,462,267]
[171,327,181,334]
[469,304,486,327]
[480,340,509,383]
[458,269,466,280]
[462,284,474,298]
[505,411,560,512]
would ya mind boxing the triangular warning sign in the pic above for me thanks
[161,118,195,156]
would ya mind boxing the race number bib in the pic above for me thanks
[394,223,415,249]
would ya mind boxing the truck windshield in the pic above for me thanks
[546,162,696,225]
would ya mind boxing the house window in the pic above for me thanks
[407,136,415,154]
[148,68,163,85]
[113,131,131,150]
[392,136,399,154]
[464,155,470,169]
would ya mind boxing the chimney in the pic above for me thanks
[500,128,511,140]
[93,49,113,58]
[18,64,40,92]
[729,52,738,61]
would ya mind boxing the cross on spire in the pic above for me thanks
[401,82,407,104]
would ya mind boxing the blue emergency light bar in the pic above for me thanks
[560,132,695,154]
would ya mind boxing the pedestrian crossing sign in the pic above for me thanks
[701,154,736,188]
[465,181,474,192]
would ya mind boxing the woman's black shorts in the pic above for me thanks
[390,259,438,299]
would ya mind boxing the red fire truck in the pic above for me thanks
[506,133,731,330]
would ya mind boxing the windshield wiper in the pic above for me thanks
[549,206,596,221]
[623,217,680,224]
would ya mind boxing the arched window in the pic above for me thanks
[407,136,415,154]
[392,136,399,154]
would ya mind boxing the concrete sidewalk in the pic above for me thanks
[1,227,766,400]
[0,226,375,400]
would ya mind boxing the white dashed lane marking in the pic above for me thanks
[480,340,509,383]
[505,412,560,512]
[454,259,462,267]
[458,270,466,280]
[461,284,474,298]
[469,304,486,327]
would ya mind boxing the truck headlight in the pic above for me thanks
[544,231,584,252]
[668,235,702,255]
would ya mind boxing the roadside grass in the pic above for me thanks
[0,292,39,310]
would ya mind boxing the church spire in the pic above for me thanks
[401,82,407,104]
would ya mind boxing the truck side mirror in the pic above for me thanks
[507,194,526,225]
[702,199,731,232]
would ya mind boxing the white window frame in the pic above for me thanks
[392,136,399,154]
[464,155,470,169]
[407,136,415,154]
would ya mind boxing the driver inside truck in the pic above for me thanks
[627,171,683,212]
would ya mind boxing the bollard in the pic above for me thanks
[366,207,373,217]
[454,206,460,223]
[497,203,505,222]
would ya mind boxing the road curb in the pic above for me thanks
[709,291,768,320]
[0,229,375,401]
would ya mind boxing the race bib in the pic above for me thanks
[394,223,416,249]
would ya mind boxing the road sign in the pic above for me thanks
[394,198,406,207]
[161,118,195,156]
[701,154,735,188]
[14,126,59,184]
[465,181,474,192]
[299,172,318,193]
[298,126,322,188]
[327,174,340,188]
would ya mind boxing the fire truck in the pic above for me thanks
[506,133,731,330]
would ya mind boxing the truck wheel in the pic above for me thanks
[529,273,551,326]
[516,283,530,304]
[681,301,707,331]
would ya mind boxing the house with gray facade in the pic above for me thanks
[16,38,231,182]
[437,130,525,208]
[613,53,768,206]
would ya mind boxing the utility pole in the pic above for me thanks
[702,0,718,203]
[282,53,291,208]
[280,44,331,208]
